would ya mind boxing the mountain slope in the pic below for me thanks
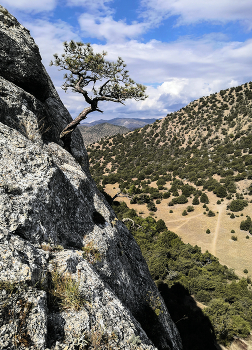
[87,82,252,347]
[87,84,252,277]
[81,117,158,130]
[78,122,130,145]
[87,82,252,189]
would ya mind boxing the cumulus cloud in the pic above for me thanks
[0,0,57,12]
[23,15,252,121]
[89,36,252,118]
[141,0,252,28]
[78,14,148,42]
[94,37,247,84]
[24,19,80,65]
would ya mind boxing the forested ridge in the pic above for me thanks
[86,82,252,348]
[87,82,252,192]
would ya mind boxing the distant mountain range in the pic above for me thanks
[78,122,130,145]
[80,117,159,130]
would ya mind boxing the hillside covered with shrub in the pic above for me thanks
[88,82,252,348]
[107,195,252,349]
[88,82,252,196]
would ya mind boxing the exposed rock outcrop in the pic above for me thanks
[0,6,182,350]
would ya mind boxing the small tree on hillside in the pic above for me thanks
[50,40,148,150]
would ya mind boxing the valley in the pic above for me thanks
[84,81,252,347]
[105,182,252,279]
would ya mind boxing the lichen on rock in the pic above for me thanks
[0,5,182,350]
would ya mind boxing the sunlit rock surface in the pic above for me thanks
[0,5,182,350]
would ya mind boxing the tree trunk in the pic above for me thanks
[60,106,92,139]
[60,106,93,153]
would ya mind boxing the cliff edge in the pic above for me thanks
[0,6,182,350]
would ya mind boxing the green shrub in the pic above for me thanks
[173,195,188,204]
[215,185,227,198]
[187,206,194,212]
[231,235,237,241]
[147,201,157,212]
[163,192,170,199]
[206,229,210,234]
[192,196,199,205]
[156,178,166,186]
[156,219,167,232]
[229,199,248,212]
[244,269,248,274]
[182,210,188,216]
[196,290,211,303]
[200,193,209,204]
[240,216,252,231]
[204,299,250,345]
[208,210,215,217]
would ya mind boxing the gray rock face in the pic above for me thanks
[0,5,182,350]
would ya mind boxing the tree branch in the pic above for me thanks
[50,41,148,154]
[99,79,111,95]
[60,106,93,139]
[96,96,124,104]
[74,77,93,105]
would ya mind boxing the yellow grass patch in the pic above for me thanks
[105,183,252,278]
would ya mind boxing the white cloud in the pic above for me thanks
[141,0,252,27]
[24,19,80,65]
[53,35,252,119]
[23,16,252,121]
[88,36,252,118]
[97,36,252,84]
[66,0,113,14]
[78,14,148,42]
[0,0,57,12]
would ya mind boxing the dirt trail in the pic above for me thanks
[212,204,225,255]
[166,213,203,229]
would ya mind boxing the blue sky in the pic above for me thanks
[2,0,252,122]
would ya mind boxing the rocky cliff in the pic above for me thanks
[0,6,182,350]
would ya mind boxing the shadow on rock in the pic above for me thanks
[157,281,222,350]
[47,313,66,348]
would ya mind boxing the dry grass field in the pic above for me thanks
[105,183,252,279]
